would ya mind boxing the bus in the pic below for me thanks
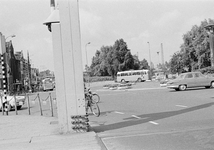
[42,78,55,91]
[116,70,150,82]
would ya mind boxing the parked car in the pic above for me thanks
[0,94,26,111]
[167,72,214,91]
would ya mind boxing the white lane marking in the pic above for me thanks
[114,111,124,114]
[131,115,141,119]
[97,87,164,92]
[149,121,159,125]
[176,105,188,108]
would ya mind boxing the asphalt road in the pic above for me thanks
[89,81,214,150]
[4,81,214,149]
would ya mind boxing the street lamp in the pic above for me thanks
[5,34,16,41]
[204,24,214,67]
[85,42,91,87]
[157,51,160,68]
[85,42,90,70]
[147,42,152,69]
[147,42,152,80]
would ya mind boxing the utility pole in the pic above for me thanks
[147,42,152,69]
[204,24,214,67]
[161,43,164,66]
[27,51,32,92]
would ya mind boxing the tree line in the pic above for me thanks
[88,18,214,78]
[88,39,150,78]
[169,18,214,74]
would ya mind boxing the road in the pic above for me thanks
[89,81,214,150]
[4,81,214,149]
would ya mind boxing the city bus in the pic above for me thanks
[116,70,150,82]
[42,78,55,91]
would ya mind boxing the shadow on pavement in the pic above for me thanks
[93,102,214,133]
[169,87,213,92]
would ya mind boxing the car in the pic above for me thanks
[167,72,214,91]
[0,95,26,111]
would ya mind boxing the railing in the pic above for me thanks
[0,92,57,117]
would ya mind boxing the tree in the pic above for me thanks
[169,52,184,74]
[89,38,149,77]
[139,59,149,69]
[169,18,214,73]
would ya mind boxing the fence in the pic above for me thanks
[0,92,57,117]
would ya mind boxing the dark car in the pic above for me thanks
[167,72,214,91]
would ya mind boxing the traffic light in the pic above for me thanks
[71,115,89,132]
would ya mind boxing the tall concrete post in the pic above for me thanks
[204,24,214,67]
[44,0,87,134]
[161,43,164,66]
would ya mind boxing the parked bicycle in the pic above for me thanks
[85,88,100,117]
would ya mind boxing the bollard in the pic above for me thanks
[5,102,8,115]
[14,95,18,115]
[37,93,43,116]
[49,93,54,117]
[26,94,31,115]
[0,95,4,115]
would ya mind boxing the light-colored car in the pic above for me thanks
[167,72,214,91]
[0,95,26,111]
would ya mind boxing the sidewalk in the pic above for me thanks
[0,115,107,150]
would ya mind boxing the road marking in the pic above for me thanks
[131,115,141,119]
[176,105,188,108]
[114,111,124,114]
[149,121,159,125]
[97,87,165,92]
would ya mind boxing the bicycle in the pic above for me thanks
[88,88,100,103]
[85,89,100,117]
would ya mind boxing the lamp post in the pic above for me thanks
[85,42,90,87]
[5,34,16,41]
[147,42,152,69]
[147,42,152,80]
[157,51,160,68]
[204,24,214,67]
[85,42,90,70]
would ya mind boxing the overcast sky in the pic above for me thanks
[0,0,214,71]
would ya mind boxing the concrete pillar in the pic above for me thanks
[48,0,86,133]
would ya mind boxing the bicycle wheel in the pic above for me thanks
[92,94,100,103]
[90,102,100,117]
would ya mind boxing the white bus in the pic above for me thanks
[116,70,150,82]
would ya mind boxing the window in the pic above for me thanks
[195,73,203,78]
[185,74,193,78]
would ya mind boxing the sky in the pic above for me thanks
[0,0,214,71]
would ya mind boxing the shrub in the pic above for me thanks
[84,76,114,82]
[197,66,214,74]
